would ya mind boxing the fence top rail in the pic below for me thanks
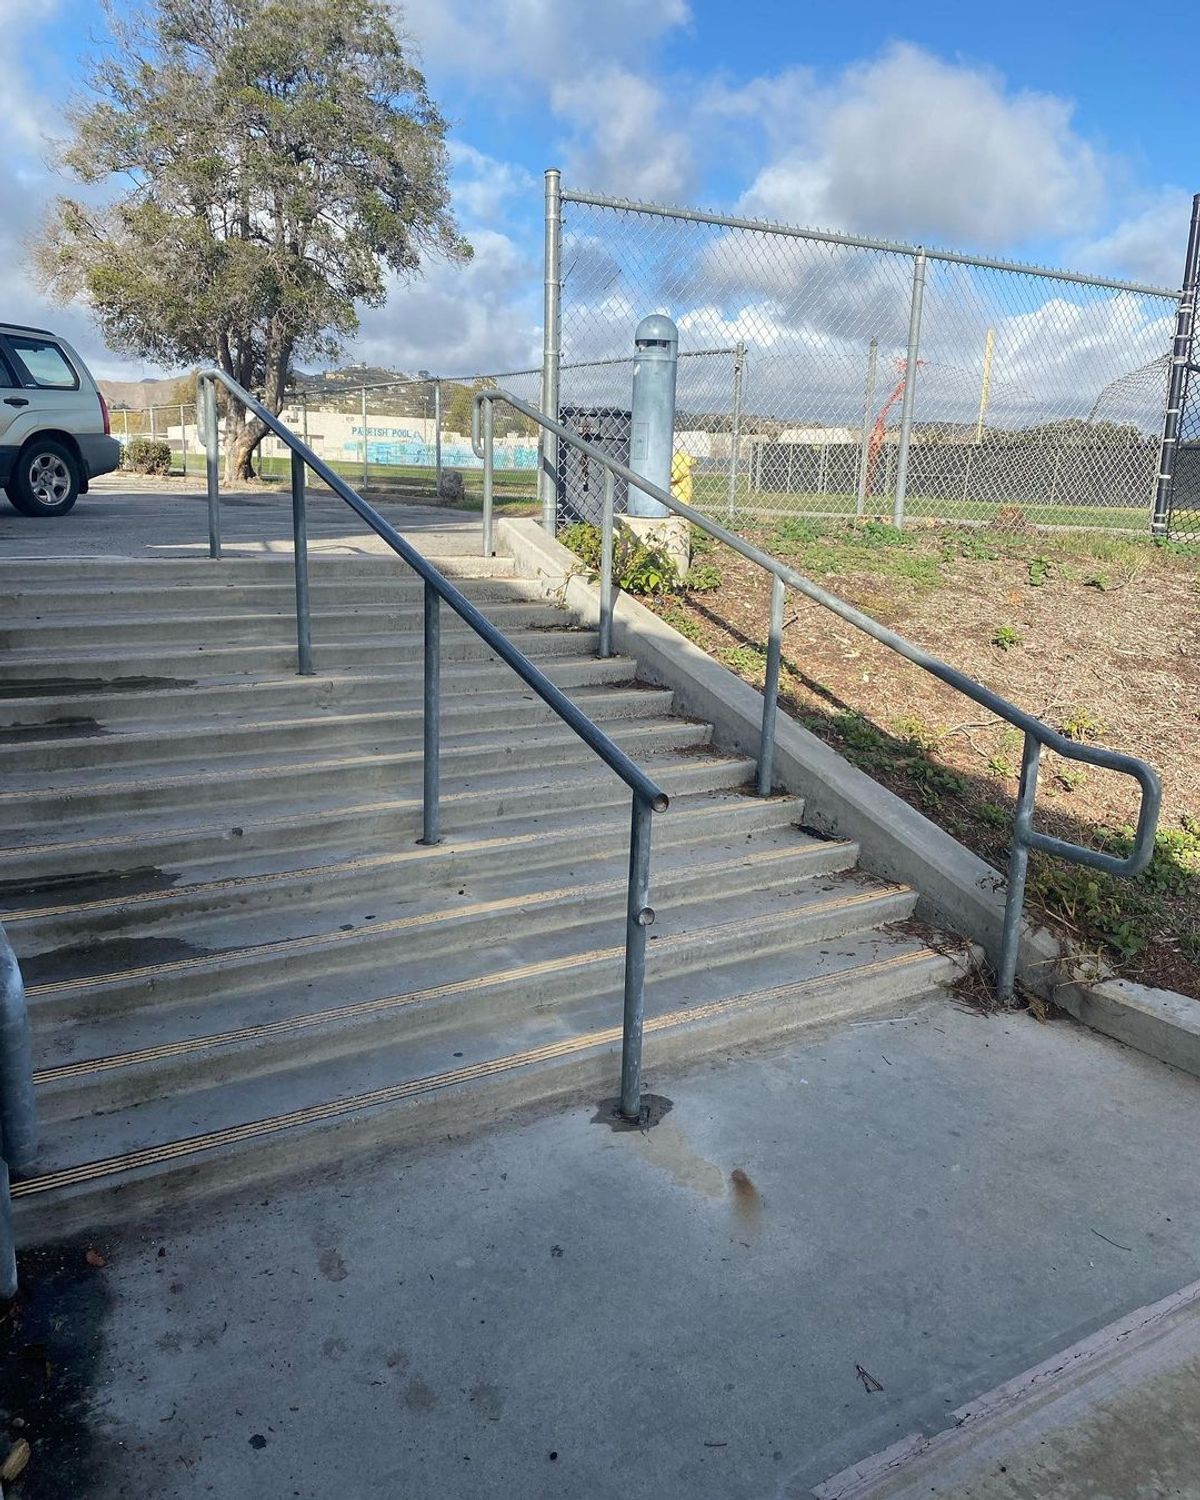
[197,368,667,812]
[558,185,1181,302]
[283,349,741,407]
[473,385,1161,878]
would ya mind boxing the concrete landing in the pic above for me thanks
[817,1279,1200,1498]
[5,1000,1200,1499]
[0,481,477,559]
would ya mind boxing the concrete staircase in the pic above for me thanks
[1,543,966,1239]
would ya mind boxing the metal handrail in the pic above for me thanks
[472,387,1163,1003]
[197,370,667,1122]
[1,920,35,1299]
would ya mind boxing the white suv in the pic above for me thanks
[1,323,121,517]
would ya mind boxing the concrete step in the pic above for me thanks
[0,624,598,689]
[26,840,881,1021]
[0,654,639,730]
[31,852,884,1119]
[0,553,507,586]
[0,752,757,887]
[0,682,676,778]
[3,573,530,619]
[7,791,802,948]
[0,714,711,831]
[0,598,564,651]
[12,937,964,1243]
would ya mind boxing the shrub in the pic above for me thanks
[558,520,679,596]
[992,624,1022,651]
[122,437,172,476]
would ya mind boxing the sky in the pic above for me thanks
[2,0,1198,383]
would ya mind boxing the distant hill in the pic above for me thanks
[99,377,176,411]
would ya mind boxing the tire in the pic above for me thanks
[10,439,81,517]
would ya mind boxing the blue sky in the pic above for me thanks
[2,0,1196,379]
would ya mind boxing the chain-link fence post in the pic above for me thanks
[360,384,369,487]
[434,380,443,497]
[855,338,878,516]
[149,405,157,441]
[301,391,309,446]
[179,402,187,476]
[1153,193,1200,534]
[540,168,563,533]
[727,341,746,517]
[892,249,926,528]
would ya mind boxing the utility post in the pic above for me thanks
[539,168,563,533]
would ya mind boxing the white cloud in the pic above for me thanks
[448,142,536,223]
[1073,190,1194,289]
[728,44,1106,249]
[551,67,695,202]
[400,0,690,87]
[349,229,542,377]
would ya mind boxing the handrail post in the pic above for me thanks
[1,920,35,1300]
[757,575,785,795]
[599,468,615,658]
[291,451,314,676]
[997,733,1041,1004]
[481,398,495,557]
[420,579,442,846]
[202,376,221,559]
[620,794,655,1121]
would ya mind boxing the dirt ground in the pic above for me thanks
[639,519,1200,998]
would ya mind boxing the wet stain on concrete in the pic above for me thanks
[0,717,107,744]
[0,865,177,910]
[21,933,206,986]
[402,1378,438,1412]
[318,1248,349,1283]
[468,1383,504,1421]
[729,1168,762,1233]
[590,1093,674,1132]
[0,675,192,700]
[0,1241,120,1499]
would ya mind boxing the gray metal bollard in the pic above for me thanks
[627,314,679,519]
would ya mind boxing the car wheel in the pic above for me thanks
[11,439,80,517]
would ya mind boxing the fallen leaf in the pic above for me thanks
[1,1438,31,1482]
[85,1249,107,1269]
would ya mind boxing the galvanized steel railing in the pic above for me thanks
[197,371,667,1123]
[0,920,35,1299]
[472,387,1163,1004]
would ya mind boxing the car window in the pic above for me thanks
[0,349,18,389]
[6,335,80,391]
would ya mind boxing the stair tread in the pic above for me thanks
[0,752,758,857]
[21,929,952,1182]
[25,839,875,995]
[6,790,803,926]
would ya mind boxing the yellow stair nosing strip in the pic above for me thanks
[0,756,754,860]
[13,948,947,1198]
[28,846,874,999]
[9,799,805,924]
[34,886,886,1084]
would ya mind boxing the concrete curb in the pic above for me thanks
[1054,976,1200,1079]
[496,517,1198,1077]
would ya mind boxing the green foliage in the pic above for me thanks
[978,801,1010,829]
[1027,556,1052,587]
[941,529,1000,562]
[992,624,1022,651]
[683,562,722,591]
[719,644,767,681]
[1053,764,1088,793]
[559,521,679,596]
[121,436,172,475]
[853,519,914,549]
[37,0,468,481]
[658,603,702,642]
[1083,572,1110,591]
[772,517,826,545]
[892,714,940,751]
[1060,706,1105,742]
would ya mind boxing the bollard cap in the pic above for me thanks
[634,314,678,353]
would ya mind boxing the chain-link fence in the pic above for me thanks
[551,182,1185,532]
[1167,363,1200,540]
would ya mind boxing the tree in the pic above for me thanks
[36,0,469,481]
